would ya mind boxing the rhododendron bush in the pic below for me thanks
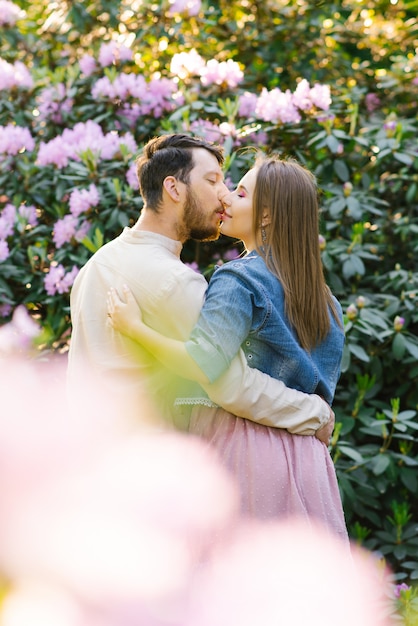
[0,0,418,603]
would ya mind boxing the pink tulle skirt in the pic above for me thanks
[189,406,349,544]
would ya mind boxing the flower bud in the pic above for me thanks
[318,234,326,250]
[355,296,366,308]
[383,119,397,137]
[346,304,358,320]
[343,182,353,197]
[393,316,405,332]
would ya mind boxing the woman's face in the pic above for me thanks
[220,168,258,249]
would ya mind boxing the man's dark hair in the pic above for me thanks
[136,134,224,210]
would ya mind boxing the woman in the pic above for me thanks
[107,155,348,541]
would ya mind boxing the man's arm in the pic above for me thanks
[201,350,333,441]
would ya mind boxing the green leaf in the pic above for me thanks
[392,333,406,360]
[326,134,341,153]
[338,445,364,463]
[346,196,362,220]
[348,343,370,362]
[401,468,418,493]
[333,159,350,182]
[394,152,414,165]
[371,454,390,475]
[404,338,418,359]
[342,254,365,279]
[328,197,346,218]
[340,344,351,372]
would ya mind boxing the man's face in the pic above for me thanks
[179,148,229,242]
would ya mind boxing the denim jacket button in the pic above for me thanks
[245,340,251,346]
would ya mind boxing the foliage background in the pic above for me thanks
[0,0,417,586]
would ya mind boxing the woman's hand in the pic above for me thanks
[107,285,142,337]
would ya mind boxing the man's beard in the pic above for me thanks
[182,187,221,242]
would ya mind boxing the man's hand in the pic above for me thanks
[315,407,335,446]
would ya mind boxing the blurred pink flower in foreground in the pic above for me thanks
[0,305,40,354]
[0,357,395,626]
[185,520,394,626]
[0,357,238,625]
[0,0,23,26]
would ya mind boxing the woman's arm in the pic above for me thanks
[107,286,210,385]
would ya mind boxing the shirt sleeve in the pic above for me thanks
[201,349,330,434]
[185,266,261,382]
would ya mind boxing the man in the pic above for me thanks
[68,134,334,442]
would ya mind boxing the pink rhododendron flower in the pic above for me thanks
[98,41,132,67]
[238,91,258,118]
[141,77,181,117]
[0,239,9,261]
[189,119,224,143]
[0,303,12,317]
[53,215,79,248]
[119,103,142,128]
[0,204,15,239]
[0,124,35,155]
[69,184,100,217]
[44,264,79,295]
[394,583,410,598]
[255,87,301,124]
[167,0,201,16]
[92,74,147,100]
[17,204,38,227]
[126,163,139,190]
[37,121,137,168]
[37,83,73,123]
[79,53,97,77]
[200,59,244,89]
[223,248,241,261]
[0,0,23,26]
[365,92,381,113]
[309,83,332,110]
[170,49,205,79]
[92,74,181,118]
[243,129,268,146]
[2,203,16,222]
[184,261,200,273]
[292,78,314,111]
[0,58,33,90]
[74,220,90,243]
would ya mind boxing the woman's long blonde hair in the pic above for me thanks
[253,155,341,351]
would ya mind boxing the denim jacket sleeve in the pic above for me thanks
[185,263,265,383]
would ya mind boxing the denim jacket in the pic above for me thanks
[185,250,345,405]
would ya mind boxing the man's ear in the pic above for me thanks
[163,176,182,202]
